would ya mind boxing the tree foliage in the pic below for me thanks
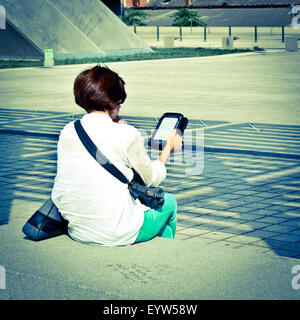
[172,8,207,27]
[123,8,147,26]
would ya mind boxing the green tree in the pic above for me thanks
[123,8,147,26]
[172,8,207,27]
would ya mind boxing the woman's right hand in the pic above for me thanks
[158,130,183,165]
[166,129,183,153]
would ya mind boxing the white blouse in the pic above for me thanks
[51,113,166,246]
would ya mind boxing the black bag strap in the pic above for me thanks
[74,120,129,184]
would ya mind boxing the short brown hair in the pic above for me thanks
[73,65,126,113]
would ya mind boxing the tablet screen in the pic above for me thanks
[153,117,178,141]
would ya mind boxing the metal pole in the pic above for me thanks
[180,25,182,41]
[157,25,159,41]
[282,25,285,43]
[229,25,231,37]
[134,25,136,34]
[204,25,207,41]
[254,25,257,42]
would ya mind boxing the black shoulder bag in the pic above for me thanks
[22,197,68,241]
[74,120,165,210]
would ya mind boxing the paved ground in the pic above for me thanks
[0,109,299,256]
[0,109,300,300]
[1,51,300,125]
[0,51,300,300]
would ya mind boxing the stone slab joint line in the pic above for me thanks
[1,113,77,124]
[186,122,246,131]
[248,123,261,132]
[4,268,123,300]
[199,120,208,127]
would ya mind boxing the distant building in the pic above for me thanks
[122,0,152,7]
[101,1,152,15]
[146,0,297,7]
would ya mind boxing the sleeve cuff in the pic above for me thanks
[151,160,167,186]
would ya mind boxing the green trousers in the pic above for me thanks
[134,193,177,243]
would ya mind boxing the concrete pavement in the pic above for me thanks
[0,110,300,299]
[0,50,300,300]
[0,218,300,300]
[0,50,299,125]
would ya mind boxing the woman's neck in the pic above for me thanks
[90,110,110,116]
